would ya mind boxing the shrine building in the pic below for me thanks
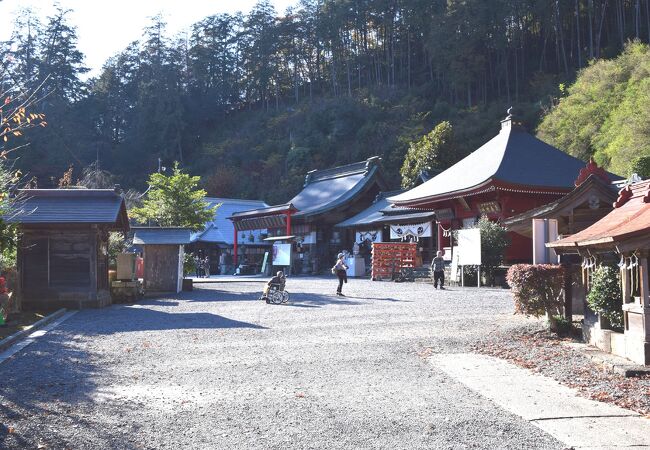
[388,110,619,263]
[229,157,387,274]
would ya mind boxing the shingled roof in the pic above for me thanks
[290,156,386,218]
[549,179,650,251]
[336,191,435,228]
[9,188,129,230]
[132,227,193,245]
[230,156,387,223]
[191,198,269,244]
[390,113,619,206]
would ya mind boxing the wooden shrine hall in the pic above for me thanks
[10,188,129,310]
[389,109,618,263]
[230,157,388,274]
[549,179,650,365]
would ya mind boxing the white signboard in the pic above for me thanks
[450,247,460,282]
[457,228,481,266]
[272,243,291,266]
[389,223,432,240]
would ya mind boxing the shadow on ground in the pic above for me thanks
[82,307,267,335]
[0,332,101,449]
[161,286,404,308]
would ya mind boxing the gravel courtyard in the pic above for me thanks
[0,278,564,449]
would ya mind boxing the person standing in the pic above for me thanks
[203,256,210,278]
[431,250,446,289]
[332,253,349,296]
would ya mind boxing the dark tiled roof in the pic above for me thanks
[291,156,385,218]
[132,227,193,245]
[192,198,269,244]
[9,188,128,228]
[336,191,435,228]
[230,156,387,221]
[229,204,295,220]
[390,120,621,206]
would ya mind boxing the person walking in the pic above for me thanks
[431,250,446,289]
[332,253,349,296]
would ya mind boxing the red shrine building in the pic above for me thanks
[389,110,618,263]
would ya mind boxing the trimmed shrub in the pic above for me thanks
[586,264,623,329]
[506,264,565,317]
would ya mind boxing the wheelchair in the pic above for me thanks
[266,283,289,304]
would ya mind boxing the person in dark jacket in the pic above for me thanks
[431,250,446,289]
[332,253,349,296]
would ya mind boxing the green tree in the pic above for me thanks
[538,42,650,175]
[477,216,510,285]
[130,163,217,231]
[631,155,650,178]
[400,121,456,189]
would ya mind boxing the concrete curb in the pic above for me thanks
[564,342,650,377]
[431,353,650,449]
[0,308,67,353]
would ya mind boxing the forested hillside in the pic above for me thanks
[538,42,650,176]
[2,0,650,202]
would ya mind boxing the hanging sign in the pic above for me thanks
[356,230,382,243]
[390,223,432,240]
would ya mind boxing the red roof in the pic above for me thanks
[549,179,650,249]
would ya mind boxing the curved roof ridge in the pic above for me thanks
[388,129,509,204]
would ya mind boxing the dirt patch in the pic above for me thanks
[0,312,47,340]
[474,324,650,417]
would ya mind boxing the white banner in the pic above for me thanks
[356,230,382,243]
[389,223,432,240]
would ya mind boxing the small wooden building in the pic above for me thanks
[549,180,650,365]
[11,188,129,310]
[133,227,192,293]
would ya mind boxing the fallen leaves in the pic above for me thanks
[474,327,650,417]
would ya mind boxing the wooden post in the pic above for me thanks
[233,226,238,268]
[286,212,292,236]
[562,262,572,322]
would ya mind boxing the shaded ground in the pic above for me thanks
[475,324,650,417]
[0,312,47,340]
[0,278,564,449]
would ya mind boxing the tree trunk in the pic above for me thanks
[576,0,583,68]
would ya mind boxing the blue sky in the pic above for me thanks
[0,0,298,77]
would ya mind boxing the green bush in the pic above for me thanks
[184,252,197,276]
[506,264,565,318]
[586,265,623,329]
[478,216,510,285]
[630,155,650,178]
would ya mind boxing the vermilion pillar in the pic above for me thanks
[233,225,238,267]
[286,212,292,236]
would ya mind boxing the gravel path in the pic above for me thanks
[0,278,564,449]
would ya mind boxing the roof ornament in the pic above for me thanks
[613,184,633,208]
[574,158,609,187]
[500,106,525,131]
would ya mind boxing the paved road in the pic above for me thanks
[0,278,563,449]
